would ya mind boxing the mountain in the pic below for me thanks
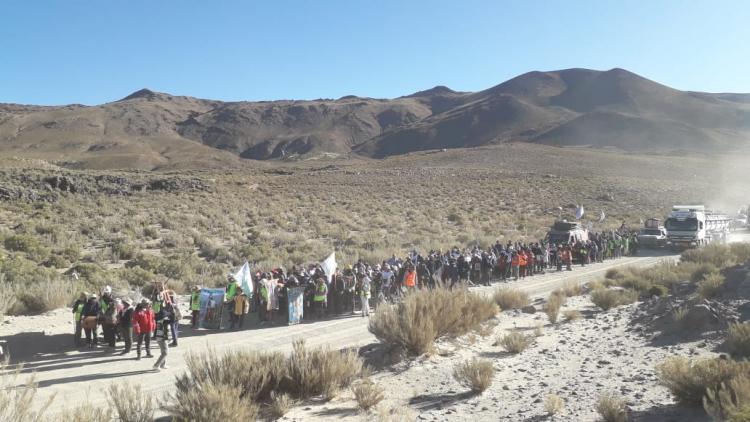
[1,68,749,169]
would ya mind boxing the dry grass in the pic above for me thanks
[697,273,726,300]
[269,392,294,419]
[562,309,582,322]
[656,357,749,406]
[0,362,54,422]
[107,382,155,422]
[497,331,532,354]
[286,339,363,400]
[369,288,498,356]
[544,393,565,416]
[352,378,385,412]
[704,372,750,422]
[452,358,494,394]
[727,323,750,359]
[591,288,638,311]
[493,287,530,310]
[596,393,628,422]
[559,280,583,297]
[545,291,565,324]
[164,383,259,422]
[60,403,112,422]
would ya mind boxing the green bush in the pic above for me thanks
[648,284,669,297]
[656,357,748,405]
[591,288,639,311]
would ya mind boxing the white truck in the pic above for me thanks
[665,205,732,249]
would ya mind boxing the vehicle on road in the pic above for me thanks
[665,205,731,249]
[546,220,589,245]
[637,218,668,248]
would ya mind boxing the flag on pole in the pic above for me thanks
[234,261,253,296]
[320,252,337,283]
[599,209,606,223]
[575,205,585,220]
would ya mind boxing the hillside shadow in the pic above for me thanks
[628,403,710,422]
[409,391,474,411]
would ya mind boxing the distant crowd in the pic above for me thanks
[71,228,640,368]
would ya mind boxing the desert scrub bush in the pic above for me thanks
[688,263,721,283]
[656,357,749,405]
[164,383,259,422]
[648,284,669,297]
[497,331,532,354]
[176,349,286,402]
[0,362,54,422]
[107,382,155,422]
[118,266,155,287]
[682,244,738,269]
[562,309,582,322]
[591,288,638,311]
[142,226,159,239]
[596,392,628,422]
[14,278,76,314]
[704,372,750,422]
[727,322,750,359]
[544,393,565,416]
[698,272,726,300]
[369,288,498,356]
[560,280,582,297]
[605,268,625,280]
[493,287,530,310]
[452,358,494,394]
[286,339,363,400]
[545,291,565,323]
[0,276,16,318]
[60,403,112,422]
[269,392,294,419]
[352,378,385,412]
[111,238,138,260]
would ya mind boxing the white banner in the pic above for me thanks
[599,209,606,223]
[320,252,337,283]
[575,205,585,220]
[234,261,253,295]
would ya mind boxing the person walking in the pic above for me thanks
[118,299,134,355]
[230,287,250,329]
[72,292,87,347]
[152,318,169,371]
[133,299,155,360]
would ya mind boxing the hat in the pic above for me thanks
[141,298,151,305]
[89,293,98,299]
[79,292,88,300]
[122,298,131,306]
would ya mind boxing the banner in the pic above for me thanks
[234,261,254,297]
[320,252,337,283]
[599,209,606,223]
[287,287,304,325]
[575,205,585,220]
[198,288,225,329]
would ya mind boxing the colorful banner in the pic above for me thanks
[287,287,304,325]
[198,288,225,329]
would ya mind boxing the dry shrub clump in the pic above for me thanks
[591,288,638,311]
[560,280,583,297]
[0,276,16,318]
[727,323,750,359]
[107,382,155,422]
[60,403,112,422]
[544,393,565,416]
[562,309,582,322]
[704,372,750,422]
[164,383,259,422]
[286,339,363,400]
[352,378,385,412]
[0,362,54,422]
[452,358,494,394]
[697,272,726,300]
[493,287,530,310]
[545,291,565,324]
[497,331,532,354]
[596,393,628,422]
[269,392,293,419]
[369,288,498,356]
[656,357,749,406]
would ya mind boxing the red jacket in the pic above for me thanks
[132,308,155,335]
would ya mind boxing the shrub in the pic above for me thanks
[591,288,638,311]
[0,276,17,319]
[560,280,582,297]
[111,239,138,260]
[545,291,564,324]
[16,278,76,314]
[544,393,565,416]
[352,378,385,412]
[369,288,498,356]
[493,287,530,310]
[704,372,750,422]
[107,382,155,422]
[0,362,54,422]
[164,383,259,422]
[727,323,750,359]
[563,309,582,322]
[286,339,363,400]
[498,331,531,354]
[656,357,748,405]
[452,358,494,394]
[605,268,625,280]
[648,284,669,297]
[689,263,720,283]
[697,273,726,300]
[269,392,293,419]
[596,393,628,422]
[60,403,112,422]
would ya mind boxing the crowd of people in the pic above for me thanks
[71,227,641,367]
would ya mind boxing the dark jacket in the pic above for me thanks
[82,298,100,317]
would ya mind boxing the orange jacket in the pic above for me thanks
[403,270,417,287]
[518,254,527,266]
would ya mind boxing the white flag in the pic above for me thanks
[575,205,585,220]
[320,252,337,283]
[234,261,253,295]
[599,209,606,223]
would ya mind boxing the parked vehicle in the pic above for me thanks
[637,218,668,248]
[665,205,731,249]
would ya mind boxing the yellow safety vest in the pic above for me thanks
[75,303,84,322]
[313,285,327,302]
[190,292,201,311]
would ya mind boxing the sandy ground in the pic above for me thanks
[5,232,750,419]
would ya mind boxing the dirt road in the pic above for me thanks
[7,235,749,414]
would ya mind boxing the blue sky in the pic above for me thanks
[2,1,749,105]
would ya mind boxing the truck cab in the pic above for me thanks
[665,205,730,248]
[637,218,667,248]
[546,220,588,245]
